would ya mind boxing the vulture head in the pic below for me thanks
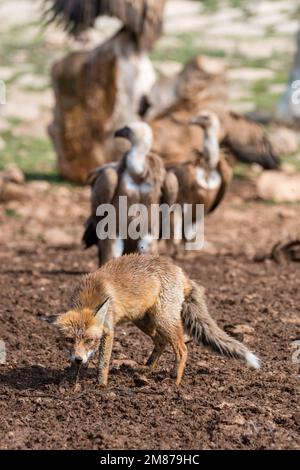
[189,110,220,134]
[114,122,153,153]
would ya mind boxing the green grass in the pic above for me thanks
[5,208,21,218]
[233,163,252,180]
[0,130,57,179]
[281,154,300,172]
[152,33,226,64]
[198,0,219,13]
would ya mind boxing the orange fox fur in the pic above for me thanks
[56,254,260,386]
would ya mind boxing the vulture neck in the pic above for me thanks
[203,127,220,170]
[126,142,150,178]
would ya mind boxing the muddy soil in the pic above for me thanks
[0,180,299,450]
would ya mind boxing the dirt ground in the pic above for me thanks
[0,179,299,450]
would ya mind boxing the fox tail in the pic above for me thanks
[181,281,260,369]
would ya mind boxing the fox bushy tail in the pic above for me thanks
[181,281,260,369]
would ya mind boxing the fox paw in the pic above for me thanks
[97,378,108,388]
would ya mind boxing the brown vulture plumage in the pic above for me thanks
[83,122,178,265]
[45,0,167,49]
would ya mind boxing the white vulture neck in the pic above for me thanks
[203,127,220,170]
[126,140,151,178]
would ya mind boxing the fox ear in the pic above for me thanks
[94,298,112,332]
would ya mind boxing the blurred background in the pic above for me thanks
[0,0,299,248]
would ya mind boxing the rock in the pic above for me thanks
[49,30,156,183]
[196,361,210,374]
[16,73,49,89]
[257,171,300,202]
[27,181,51,192]
[0,340,6,365]
[228,68,275,82]
[1,165,25,184]
[269,128,298,156]
[0,182,28,203]
[232,324,255,335]
[112,359,140,370]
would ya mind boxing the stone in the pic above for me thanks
[1,165,25,184]
[0,182,28,202]
[228,68,275,82]
[257,171,300,202]
[269,128,298,156]
[49,30,156,183]
[112,359,140,370]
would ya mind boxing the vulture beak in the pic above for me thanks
[114,126,134,141]
[188,117,199,126]
[189,116,208,128]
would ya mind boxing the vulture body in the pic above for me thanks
[83,122,178,265]
[167,111,233,252]
[45,0,167,49]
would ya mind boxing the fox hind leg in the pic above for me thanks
[146,334,167,369]
[169,327,188,385]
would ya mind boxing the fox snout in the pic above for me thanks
[70,347,96,365]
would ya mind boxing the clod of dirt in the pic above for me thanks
[112,359,140,371]
[133,373,150,387]
[74,382,81,393]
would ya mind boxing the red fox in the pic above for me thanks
[55,254,260,386]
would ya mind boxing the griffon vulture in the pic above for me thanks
[167,110,233,252]
[83,121,178,265]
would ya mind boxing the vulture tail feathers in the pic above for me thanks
[224,112,280,170]
[82,217,98,249]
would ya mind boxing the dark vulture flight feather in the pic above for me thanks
[45,0,167,49]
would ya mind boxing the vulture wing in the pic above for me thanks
[223,112,280,170]
[208,154,233,214]
[83,164,119,248]
[161,170,179,206]
[45,0,167,49]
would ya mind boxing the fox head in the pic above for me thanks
[55,299,111,365]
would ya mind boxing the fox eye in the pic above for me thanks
[85,338,95,346]
[65,337,74,345]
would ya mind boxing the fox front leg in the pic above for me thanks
[97,332,114,387]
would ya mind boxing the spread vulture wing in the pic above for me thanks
[45,0,167,49]
[83,164,119,248]
[223,112,280,170]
